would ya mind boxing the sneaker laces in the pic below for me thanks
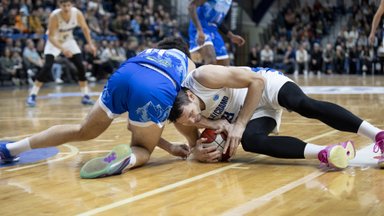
[318,149,329,164]
[373,139,384,154]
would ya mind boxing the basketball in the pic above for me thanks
[200,128,230,161]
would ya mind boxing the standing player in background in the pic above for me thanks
[369,0,384,45]
[26,0,97,107]
[188,0,245,66]
[1,37,196,179]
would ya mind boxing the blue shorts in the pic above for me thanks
[99,63,177,127]
[189,26,228,60]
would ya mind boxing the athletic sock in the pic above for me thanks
[357,121,382,141]
[30,85,40,96]
[304,143,324,159]
[80,86,89,96]
[122,153,137,171]
[7,138,32,156]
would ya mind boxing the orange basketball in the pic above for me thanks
[200,129,230,161]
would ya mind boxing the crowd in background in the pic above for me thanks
[1,0,384,86]
[0,0,180,85]
[249,0,384,76]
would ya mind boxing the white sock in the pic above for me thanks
[7,138,32,156]
[30,85,40,96]
[122,153,137,171]
[304,143,324,159]
[80,86,89,96]
[357,121,382,141]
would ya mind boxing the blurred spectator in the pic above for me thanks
[260,44,274,68]
[323,43,334,74]
[295,44,308,75]
[310,43,322,75]
[0,48,22,85]
[248,44,260,68]
[334,45,345,74]
[283,45,295,74]
[28,9,44,34]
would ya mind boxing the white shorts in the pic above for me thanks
[249,67,294,133]
[44,39,81,57]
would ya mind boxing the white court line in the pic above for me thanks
[221,171,324,216]
[76,163,251,216]
[220,143,378,215]
[76,130,344,216]
[5,144,79,172]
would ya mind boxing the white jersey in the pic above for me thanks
[182,67,294,133]
[49,7,79,43]
[44,7,81,56]
[182,70,247,123]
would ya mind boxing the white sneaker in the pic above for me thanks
[55,78,64,84]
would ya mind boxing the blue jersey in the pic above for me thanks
[127,48,189,91]
[192,0,232,29]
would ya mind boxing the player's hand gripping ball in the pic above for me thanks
[200,128,230,161]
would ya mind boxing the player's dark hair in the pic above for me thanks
[157,37,191,58]
[168,87,191,122]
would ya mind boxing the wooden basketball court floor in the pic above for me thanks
[1,75,384,216]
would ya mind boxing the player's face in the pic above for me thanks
[60,2,72,13]
[176,101,202,126]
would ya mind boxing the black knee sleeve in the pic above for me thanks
[70,54,86,81]
[36,55,54,82]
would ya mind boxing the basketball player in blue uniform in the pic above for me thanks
[0,37,196,178]
[168,65,384,169]
[189,0,245,66]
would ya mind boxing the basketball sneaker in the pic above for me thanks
[318,144,348,169]
[80,144,132,179]
[81,95,94,106]
[26,94,36,107]
[373,131,384,168]
[338,140,356,160]
[0,141,20,163]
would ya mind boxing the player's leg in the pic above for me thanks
[277,81,384,167]
[65,39,94,105]
[26,54,55,107]
[212,30,230,66]
[69,53,94,105]
[1,100,113,162]
[189,27,217,65]
[241,117,353,169]
[80,63,177,178]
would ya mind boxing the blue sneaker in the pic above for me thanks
[81,95,94,105]
[26,94,36,107]
[0,141,20,163]
[80,144,132,179]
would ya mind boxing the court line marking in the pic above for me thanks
[76,130,342,216]
[76,162,251,216]
[5,144,78,172]
[221,170,324,216]
[220,142,377,215]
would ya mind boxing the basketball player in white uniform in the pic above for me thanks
[168,65,384,169]
[26,0,97,107]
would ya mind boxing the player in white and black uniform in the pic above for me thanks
[26,0,97,107]
[168,65,384,169]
